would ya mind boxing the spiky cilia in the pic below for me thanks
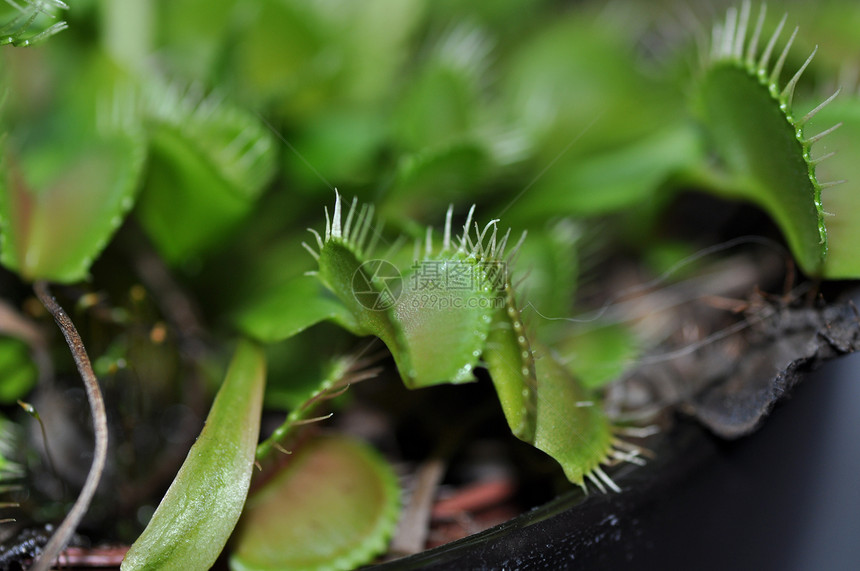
[698,1,843,275]
[303,192,638,490]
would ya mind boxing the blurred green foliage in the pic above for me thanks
[3,0,860,568]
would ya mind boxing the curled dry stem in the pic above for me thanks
[31,281,108,571]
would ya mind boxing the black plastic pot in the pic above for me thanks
[375,352,860,570]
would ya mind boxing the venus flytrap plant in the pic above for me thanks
[232,435,401,571]
[0,24,275,568]
[804,92,860,277]
[0,54,146,570]
[248,193,628,491]
[4,1,860,568]
[217,344,403,571]
[0,56,147,283]
[136,79,277,264]
[254,350,382,461]
[695,2,843,276]
[0,0,68,48]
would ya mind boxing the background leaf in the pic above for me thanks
[233,274,358,343]
[0,336,37,403]
[135,81,277,264]
[0,126,145,283]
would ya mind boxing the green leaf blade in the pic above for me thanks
[313,198,501,388]
[233,274,359,343]
[0,336,38,403]
[136,85,276,264]
[807,97,860,278]
[0,133,145,283]
[232,436,400,571]
[532,349,615,487]
[698,64,825,273]
[696,10,828,275]
[316,240,407,348]
[483,299,538,442]
[393,254,496,388]
[122,339,267,571]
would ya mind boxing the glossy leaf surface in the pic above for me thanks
[392,252,496,387]
[122,340,266,571]
[483,293,538,441]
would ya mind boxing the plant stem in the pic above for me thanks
[31,282,109,571]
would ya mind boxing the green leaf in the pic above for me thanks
[0,413,23,482]
[0,53,146,284]
[393,251,496,387]
[382,141,492,220]
[231,435,400,571]
[228,0,423,116]
[311,196,502,388]
[122,340,266,571]
[512,124,704,220]
[317,239,407,344]
[286,107,388,191]
[0,126,145,284]
[695,5,828,274]
[508,219,580,327]
[392,53,483,151]
[483,295,538,442]
[532,347,616,488]
[308,198,416,383]
[804,96,860,278]
[156,0,241,79]
[306,197,623,487]
[500,6,678,163]
[484,296,618,487]
[233,274,358,343]
[556,323,639,391]
[135,82,276,264]
[0,336,37,403]
[255,353,357,460]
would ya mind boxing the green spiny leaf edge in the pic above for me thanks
[699,2,843,275]
[305,193,630,489]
